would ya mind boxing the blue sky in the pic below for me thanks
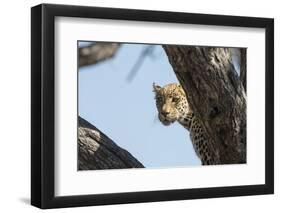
[78,42,201,168]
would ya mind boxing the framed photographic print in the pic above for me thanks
[31,3,274,209]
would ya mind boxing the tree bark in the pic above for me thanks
[79,42,121,68]
[240,48,247,92]
[163,46,246,164]
[78,116,144,170]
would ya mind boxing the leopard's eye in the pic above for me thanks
[172,96,179,102]
[156,96,162,102]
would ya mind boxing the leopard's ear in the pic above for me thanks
[153,82,161,93]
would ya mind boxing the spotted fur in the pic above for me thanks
[153,83,220,165]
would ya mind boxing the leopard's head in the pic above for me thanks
[153,83,191,126]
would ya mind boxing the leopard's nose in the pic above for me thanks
[162,105,171,116]
[161,110,170,116]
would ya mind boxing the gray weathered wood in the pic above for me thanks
[240,48,247,92]
[78,116,144,170]
[79,42,121,68]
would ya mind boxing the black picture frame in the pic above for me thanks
[31,3,274,209]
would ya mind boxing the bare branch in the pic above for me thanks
[78,116,144,170]
[126,45,155,82]
[79,42,121,68]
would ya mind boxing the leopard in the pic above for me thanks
[153,82,220,165]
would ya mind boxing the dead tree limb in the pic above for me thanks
[78,116,144,170]
[126,45,155,82]
[163,46,246,164]
[79,42,121,68]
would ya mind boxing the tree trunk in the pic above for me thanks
[78,116,144,170]
[240,48,247,92]
[163,46,246,164]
